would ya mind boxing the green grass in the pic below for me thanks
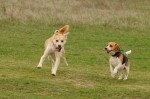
[0,23,150,99]
[0,0,150,99]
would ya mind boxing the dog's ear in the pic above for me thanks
[64,32,69,36]
[64,32,69,39]
[55,30,59,33]
[59,25,69,34]
[114,44,120,51]
[54,30,59,35]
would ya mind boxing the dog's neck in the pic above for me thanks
[112,51,121,57]
[111,51,128,65]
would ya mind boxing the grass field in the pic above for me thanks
[0,0,150,99]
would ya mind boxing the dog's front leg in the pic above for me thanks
[51,52,61,76]
[113,64,122,75]
[110,64,114,78]
[37,46,51,68]
[61,56,68,66]
[118,70,123,80]
[124,66,129,80]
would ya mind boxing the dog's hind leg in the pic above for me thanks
[37,46,51,68]
[62,56,68,66]
[48,55,55,66]
[48,55,55,73]
[61,50,68,66]
[124,66,129,80]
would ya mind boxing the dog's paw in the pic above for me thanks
[111,73,115,78]
[123,78,127,80]
[51,73,56,76]
[66,63,69,66]
[37,65,42,69]
[118,77,122,80]
[51,71,56,76]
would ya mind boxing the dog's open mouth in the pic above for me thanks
[55,47,62,52]
[106,50,112,53]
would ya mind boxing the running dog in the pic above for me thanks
[37,25,69,76]
[105,42,131,80]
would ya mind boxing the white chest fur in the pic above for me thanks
[109,56,121,67]
[47,43,56,54]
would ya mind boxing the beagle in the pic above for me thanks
[105,42,131,80]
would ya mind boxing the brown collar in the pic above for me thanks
[112,51,121,57]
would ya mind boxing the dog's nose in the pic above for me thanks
[58,45,61,48]
[105,48,107,50]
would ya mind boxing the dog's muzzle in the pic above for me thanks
[56,46,62,52]
[105,48,112,53]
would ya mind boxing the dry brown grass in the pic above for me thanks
[0,0,150,28]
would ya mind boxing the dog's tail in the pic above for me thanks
[124,50,131,57]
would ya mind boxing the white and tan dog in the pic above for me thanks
[37,25,69,76]
[105,42,131,80]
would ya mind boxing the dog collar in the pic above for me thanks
[112,51,121,57]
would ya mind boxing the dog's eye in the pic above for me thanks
[110,45,112,47]
[61,40,64,43]
[56,40,59,42]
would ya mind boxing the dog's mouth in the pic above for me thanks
[107,50,112,53]
[105,49,112,53]
[55,47,62,52]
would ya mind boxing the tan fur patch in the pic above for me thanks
[118,54,123,64]
[125,61,130,67]
[59,25,69,34]
[108,42,120,52]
